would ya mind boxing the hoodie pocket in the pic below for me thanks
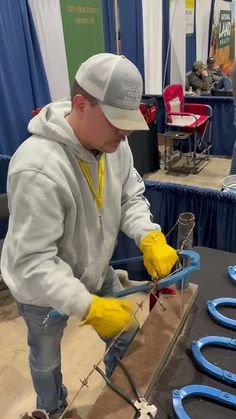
[79,254,109,293]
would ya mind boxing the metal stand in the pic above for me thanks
[162,131,192,172]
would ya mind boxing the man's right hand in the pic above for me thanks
[201,69,208,77]
[81,295,135,339]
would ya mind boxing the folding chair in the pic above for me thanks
[163,84,212,173]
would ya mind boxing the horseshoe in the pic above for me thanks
[207,298,236,330]
[191,336,236,385]
[172,384,236,418]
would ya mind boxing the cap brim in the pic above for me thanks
[100,103,149,131]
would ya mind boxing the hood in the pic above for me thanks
[28,99,97,163]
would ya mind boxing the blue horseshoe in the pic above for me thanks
[172,384,236,419]
[207,298,236,330]
[112,249,200,298]
[228,265,236,284]
[191,336,236,385]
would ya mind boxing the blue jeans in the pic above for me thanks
[17,266,139,412]
[214,76,232,90]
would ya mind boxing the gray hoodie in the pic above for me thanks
[1,100,160,318]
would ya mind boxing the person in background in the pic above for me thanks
[189,60,232,95]
[188,61,211,95]
[207,56,224,82]
[207,56,232,93]
[0,53,178,418]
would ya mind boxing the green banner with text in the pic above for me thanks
[60,0,105,85]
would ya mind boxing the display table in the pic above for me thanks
[150,246,236,419]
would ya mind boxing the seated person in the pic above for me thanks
[207,56,224,82]
[207,56,232,92]
[188,61,211,94]
[189,60,232,95]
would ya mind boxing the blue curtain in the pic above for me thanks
[185,2,196,72]
[162,0,170,87]
[0,0,51,156]
[102,0,116,53]
[112,181,236,274]
[119,0,145,81]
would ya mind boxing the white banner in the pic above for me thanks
[142,0,162,94]
[170,0,186,85]
[196,0,212,62]
[186,0,194,35]
[29,0,70,101]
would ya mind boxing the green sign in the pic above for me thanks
[60,0,105,85]
[218,10,231,49]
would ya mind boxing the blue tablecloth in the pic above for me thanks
[154,95,235,156]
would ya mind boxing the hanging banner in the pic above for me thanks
[60,0,105,84]
[209,0,236,76]
[185,0,195,35]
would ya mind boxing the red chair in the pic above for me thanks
[163,84,212,173]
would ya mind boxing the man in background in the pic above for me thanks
[207,56,232,94]
[189,60,232,95]
[188,61,211,94]
[207,56,224,83]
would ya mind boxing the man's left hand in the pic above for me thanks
[139,231,178,279]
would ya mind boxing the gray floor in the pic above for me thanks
[145,151,231,190]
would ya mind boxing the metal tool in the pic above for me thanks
[228,265,236,284]
[207,297,236,330]
[45,250,200,320]
[113,250,200,298]
[95,357,157,418]
[172,384,236,419]
[192,336,236,385]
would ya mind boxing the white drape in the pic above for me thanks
[196,0,212,62]
[142,0,162,94]
[28,0,70,101]
[170,0,186,85]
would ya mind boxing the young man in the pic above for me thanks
[1,53,177,418]
[207,56,232,93]
[207,56,224,82]
[188,60,211,94]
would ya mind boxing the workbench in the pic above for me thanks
[150,246,236,418]
[87,246,236,419]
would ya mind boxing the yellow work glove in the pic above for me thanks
[139,231,178,279]
[81,295,135,339]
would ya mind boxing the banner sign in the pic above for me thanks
[218,10,231,48]
[209,0,236,76]
[185,0,195,35]
[60,0,105,85]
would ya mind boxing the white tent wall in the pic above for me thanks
[196,0,212,62]
[142,0,162,94]
[28,0,70,101]
[170,0,186,85]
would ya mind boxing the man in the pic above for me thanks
[207,56,224,83]
[207,56,232,93]
[1,53,177,418]
[188,60,211,94]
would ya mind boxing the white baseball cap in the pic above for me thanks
[75,53,149,131]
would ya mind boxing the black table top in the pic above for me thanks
[150,246,236,419]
